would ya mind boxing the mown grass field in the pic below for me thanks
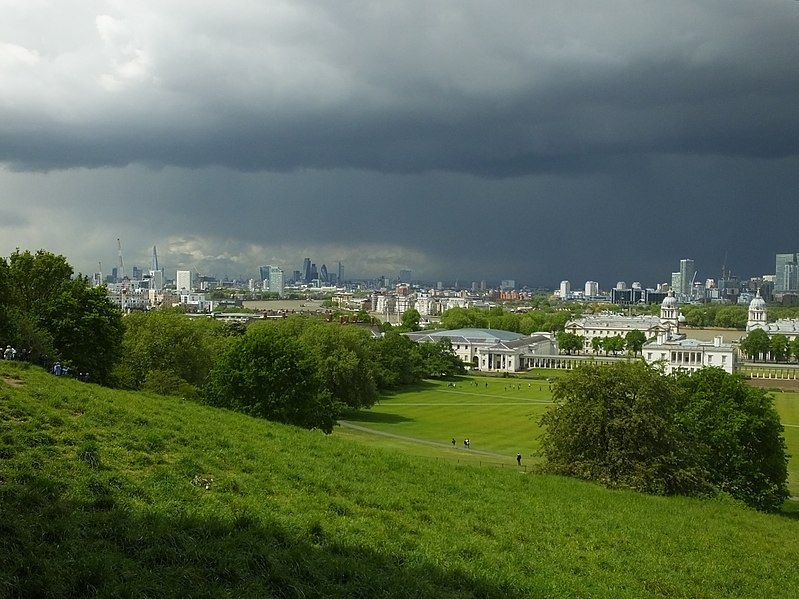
[2,361,799,597]
[342,372,799,496]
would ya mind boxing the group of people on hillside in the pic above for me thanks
[2,345,34,362]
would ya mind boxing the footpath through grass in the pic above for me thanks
[2,362,799,597]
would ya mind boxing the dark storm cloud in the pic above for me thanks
[1,1,798,175]
[2,1,799,287]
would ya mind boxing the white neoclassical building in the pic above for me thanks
[565,292,683,352]
[404,328,556,373]
[746,290,799,341]
[643,333,737,374]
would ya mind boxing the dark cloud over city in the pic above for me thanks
[1,1,798,287]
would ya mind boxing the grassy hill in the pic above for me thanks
[2,361,799,598]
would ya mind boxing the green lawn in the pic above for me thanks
[3,362,799,597]
[343,373,799,496]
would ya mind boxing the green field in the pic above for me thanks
[3,362,799,597]
[342,373,799,496]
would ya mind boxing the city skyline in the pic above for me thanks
[96,243,780,293]
[1,2,798,286]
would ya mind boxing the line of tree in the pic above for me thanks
[739,329,799,363]
[439,305,578,334]
[539,361,789,512]
[556,330,647,356]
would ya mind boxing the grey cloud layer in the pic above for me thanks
[2,1,798,174]
[2,2,798,286]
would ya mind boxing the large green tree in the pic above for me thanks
[674,368,788,512]
[556,331,583,354]
[539,362,789,511]
[414,338,466,378]
[42,278,125,384]
[624,330,647,355]
[540,361,698,496]
[270,318,380,410]
[739,329,770,361]
[369,330,421,388]
[204,325,339,432]
[1,250,123,384]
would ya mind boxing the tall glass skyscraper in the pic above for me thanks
[679,259,696,297]
[775,253,799,293]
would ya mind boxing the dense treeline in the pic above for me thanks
[539,361,789,512]
[0,250,465,430]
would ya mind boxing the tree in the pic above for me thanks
[603,335,625,355]
[42,278,124,385]
[270,318,379,410]
[590,336,604,355]
[2,250,123,383]
[675,368,788,512]
[556,331,583,354]
[115,309,227,393]
[400,308,422,331]
[369,330,421,388]
[713,305,747,329]
[204,325,339,432]
[624,330,647,355]
[739,329,770,361]
[791,337,799,363]
[769,334,789,363]
[539,362,789,511]
[415,338,466,378]
[539,361,698,496]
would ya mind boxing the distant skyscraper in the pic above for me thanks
[269,268,285,297]
[302,258,311,283]
[501,279,516,291]
[560,280,571,297]
[775,253,799,293]
[149,269,164,292]
[319,264,328,283]
[310,263,318,281]
[151,246,159,271]
[679,259,696,296]
[584,281,599,297]
[176,270,192,291]
[259,265,271,283]
[132,266,142,280]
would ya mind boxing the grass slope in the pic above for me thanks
[2,362,799,598]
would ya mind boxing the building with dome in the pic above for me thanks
[746,290,799,340]
[564,291,684,352]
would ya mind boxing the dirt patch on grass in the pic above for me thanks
[2,377,24,388]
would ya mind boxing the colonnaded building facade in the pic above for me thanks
[404,328,557,373]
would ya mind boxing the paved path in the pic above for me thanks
[337,420,512,461]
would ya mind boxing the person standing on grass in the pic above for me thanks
[517,452,522,466]
[452,437,456,447]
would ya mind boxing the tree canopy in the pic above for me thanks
[0,249,123,384]
[539,361,788,511]
[204,324,340,432]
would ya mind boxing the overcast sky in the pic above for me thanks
[1,1,798,288]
